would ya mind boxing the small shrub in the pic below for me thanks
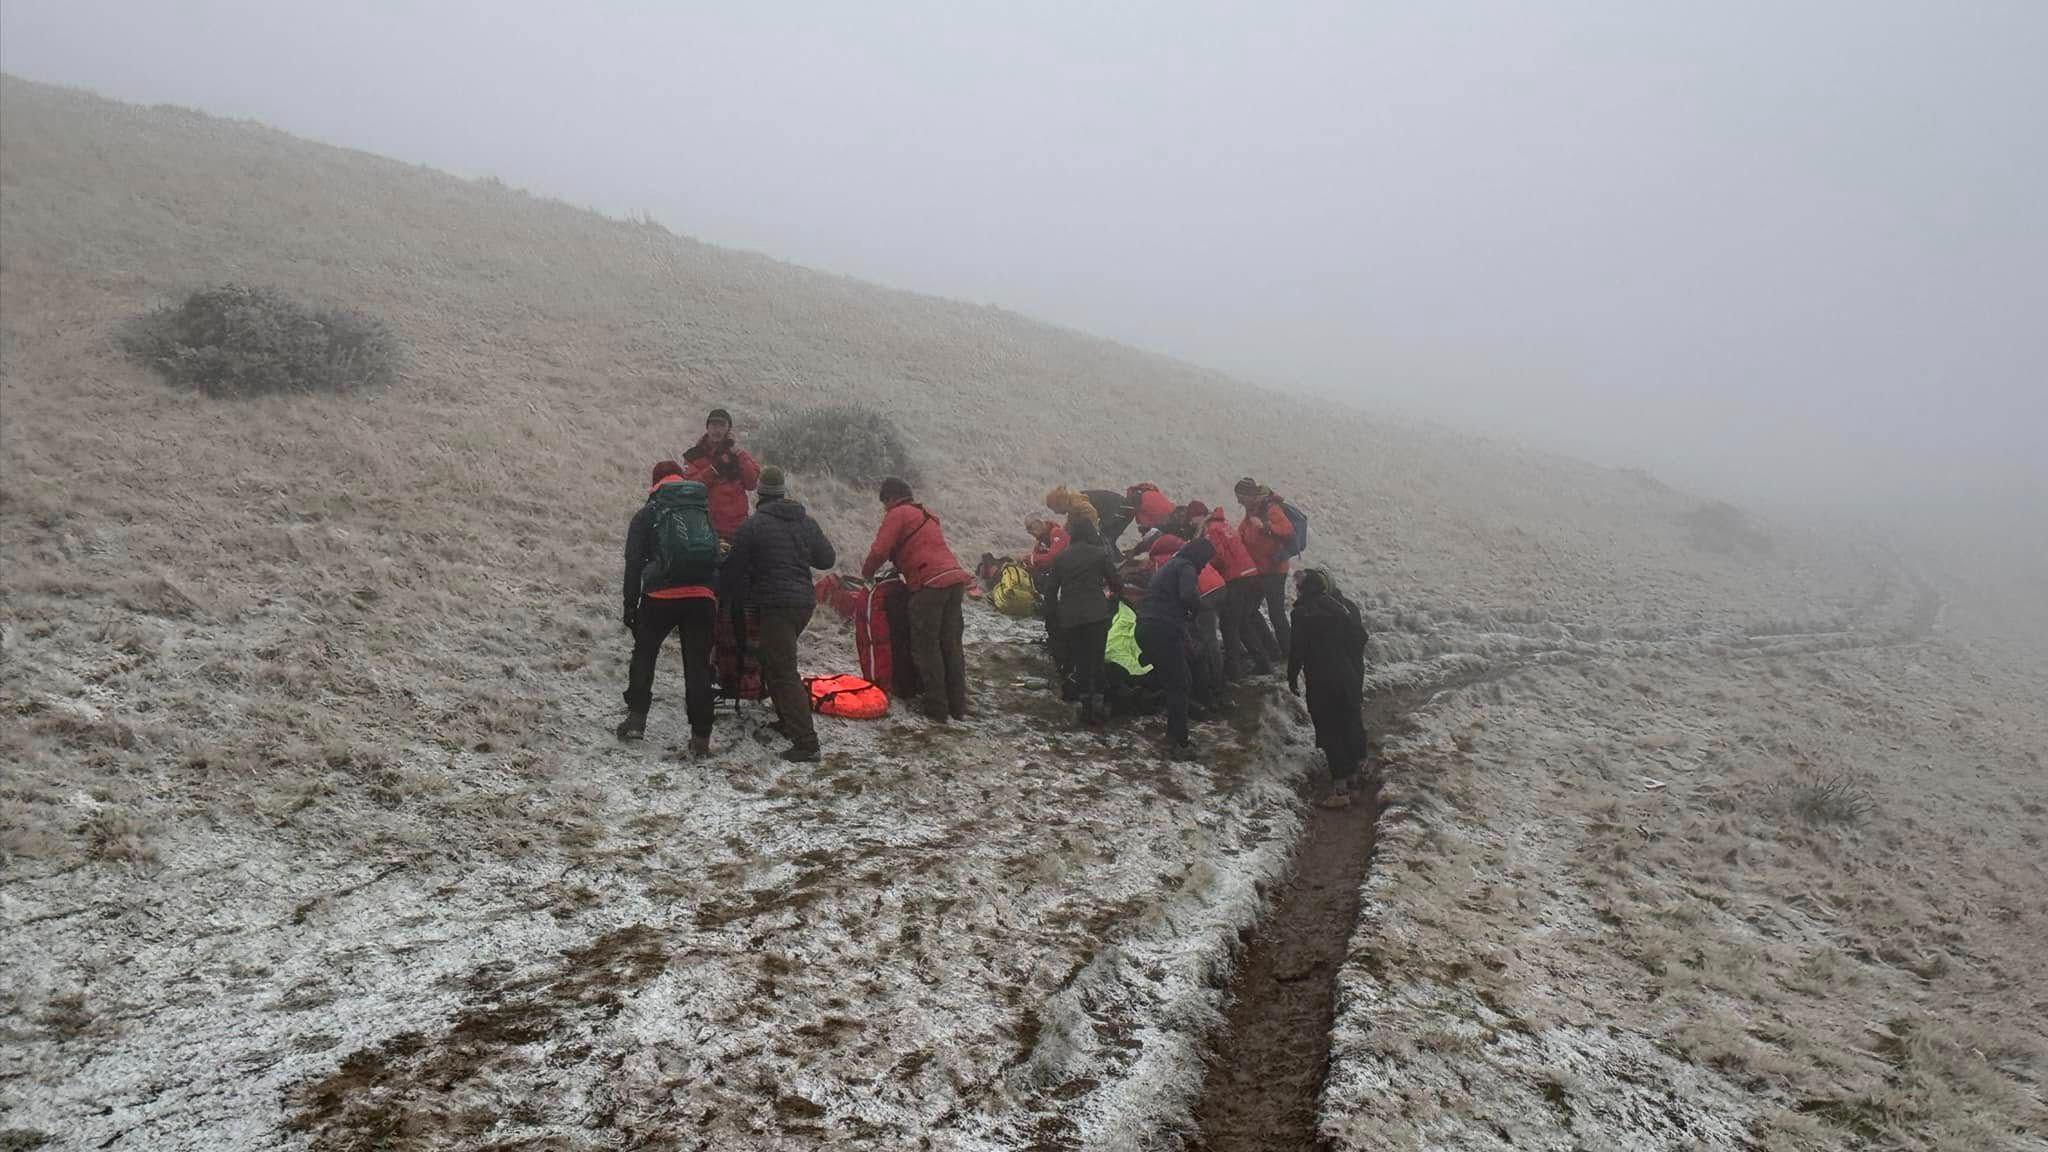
[752,404,920,488]
[1680,500,1772,555]
[1763,767,1874,828]
[122,284,403,397]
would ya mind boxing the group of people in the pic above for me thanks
[618,408,1372,805]
[619,408,975,763]
[1021,481,1368,802]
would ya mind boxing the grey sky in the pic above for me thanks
[4,0,2043,505]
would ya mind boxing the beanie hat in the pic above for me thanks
[706,408,733,427]
[757,465,787,498]
[1234,477,1259,499]
[879,477,914,504]
[648,459,684,492]
[1185,500,1210,520]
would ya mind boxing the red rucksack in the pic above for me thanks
[806,674,889,719]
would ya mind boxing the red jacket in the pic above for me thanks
[679,436,761,539]
[1028,524,1069,572]
[1147,533,1223,597]
[862,500,972,591]
[1239,496,1296,575]
[1130,485,1175,530]
[1204,507,1259,581]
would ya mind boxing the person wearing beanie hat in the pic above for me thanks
[648,459,685,492]
[723,462,836,762]
[680,407,760,540]
[618,463,720,753]
[1205,504,1275,681]
[1235,478,1297,660]
[863,478,975,722]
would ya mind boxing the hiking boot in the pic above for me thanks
[1321,791,1353,810]
[780,744,821,763]
[615,711,647,741]
[950,707,977,722]
[1166,740,1199,763]
[687,734,711,758]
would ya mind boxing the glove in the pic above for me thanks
[715,453,742,479]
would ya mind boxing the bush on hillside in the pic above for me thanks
[752,404,920,488]
[123,284,403,397]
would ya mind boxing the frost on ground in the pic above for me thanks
[1322,551,2048,1151]
[2,605,1317,1150]
[3,78,2046,1151]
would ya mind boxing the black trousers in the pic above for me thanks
[1258,572,1291,659]
[910,584,969,719]
[1064,617,1112,706]
[1222,577,1275,677]
[1135,619,1192,746]
[625,596,715,737]
[755,605,818,752]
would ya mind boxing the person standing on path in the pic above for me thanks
[1042,517,1124,726]
[680,407,761,541]
[1289,569,1371,808]
[618,462,720,754]
[1235,477,1297,660]
[722,466,836,761]
[861,478,974,722]
[1136,536,1215,761]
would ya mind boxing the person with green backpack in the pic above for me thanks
[618,460,723,754]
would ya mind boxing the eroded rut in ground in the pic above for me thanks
[1189,677,1485,1152]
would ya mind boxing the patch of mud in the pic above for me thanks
[1189,676,1491,1151]
[288,925,667,1150]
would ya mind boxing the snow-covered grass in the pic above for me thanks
[1322,566,2048,1151]
[3,75,2043,1151]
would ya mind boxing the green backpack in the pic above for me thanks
[645,480,719,590]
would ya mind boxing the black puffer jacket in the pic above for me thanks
[723,499,836,610]
[1083,489,1134,545]
[1044,539,1124,628]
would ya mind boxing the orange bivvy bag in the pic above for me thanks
[806,674,889,720]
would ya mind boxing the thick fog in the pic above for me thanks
[4,1,2043,508]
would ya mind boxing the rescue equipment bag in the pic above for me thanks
[806,674,889,719]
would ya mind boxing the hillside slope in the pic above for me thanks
[3,76,2043,1151]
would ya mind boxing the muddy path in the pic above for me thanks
[1188,673,1498,1152]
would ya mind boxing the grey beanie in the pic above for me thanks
[757,465,787,498]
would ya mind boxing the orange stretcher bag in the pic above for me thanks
[806,674,889,720]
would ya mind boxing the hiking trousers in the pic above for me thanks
[1135,618,1192,747]
[909,583,969,719]
[755,605,818,752]
[1221,577,1275,678]
[626,596,716,737]
[1063,617,1112,710]
[1258,572,1291,660]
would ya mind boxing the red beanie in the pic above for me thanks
[648,459,684,492]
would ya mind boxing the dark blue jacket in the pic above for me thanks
[1137,538,1215,631]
